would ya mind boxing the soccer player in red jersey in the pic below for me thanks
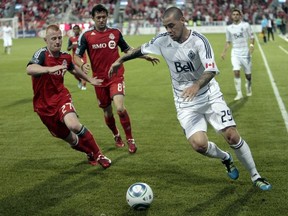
[67,25,88,90]
[26,24,111,169]
[74,4,158,153]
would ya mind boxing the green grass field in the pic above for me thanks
[0,33,287,216]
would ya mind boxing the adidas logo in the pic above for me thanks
[167,43,172,47]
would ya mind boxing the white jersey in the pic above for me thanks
[2,25,13,47]
[141,30,222,109]
[225,21,253,57]
[2,25,12,40]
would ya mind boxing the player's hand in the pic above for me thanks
[89,76,104,86]
[81,63,90,74]
[181,84,200,102]
[108,60,122,77]
[144,56,160,66]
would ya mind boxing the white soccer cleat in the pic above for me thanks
[234,93,243,101]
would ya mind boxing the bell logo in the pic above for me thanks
[175,61,195,73]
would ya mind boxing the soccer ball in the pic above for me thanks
[126,182,153,210]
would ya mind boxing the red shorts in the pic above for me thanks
[95,76,125,108]
[38,102,77,139]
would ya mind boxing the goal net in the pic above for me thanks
[0,17,19,39]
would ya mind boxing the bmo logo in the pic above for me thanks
[92,43,107,49]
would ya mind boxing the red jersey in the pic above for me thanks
[67,35,87,63]
[76,26,130,86]
[27,47,74,116]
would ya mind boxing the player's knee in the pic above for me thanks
[67,122,82,134]
[117,108,126,116]
[189,135,208,153]
[223,127,240,145]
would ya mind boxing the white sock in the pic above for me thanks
[205,141,229,160]
[230,138,261,181]
[234,77,242,95]
[246,79,252,89]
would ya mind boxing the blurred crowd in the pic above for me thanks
[0,0,287,35]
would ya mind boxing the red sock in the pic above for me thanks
[104,115,118,135]
[77,126,101,158]
[118,110,133,140]
[71,137,90,154]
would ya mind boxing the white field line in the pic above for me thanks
[279,45,288,55]
[254,35,288,133]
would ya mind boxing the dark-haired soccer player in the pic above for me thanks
[26,24,111,169]
[67,24,88,90]
[109,7,271,191]
[74,4,158,153]
[221,8,254,101]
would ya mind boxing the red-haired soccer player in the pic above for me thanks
[26,24,111,169]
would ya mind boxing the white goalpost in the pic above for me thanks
[0,17,19,39]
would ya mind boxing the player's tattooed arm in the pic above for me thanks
[195,71,216,89]
[121,47,143,62]
[181,71,216,102]
[109,47,143,77]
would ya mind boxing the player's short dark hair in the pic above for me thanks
[232,8,242,16]
[73,25,80,30]
[91,4,108,17]
[162,7,183,20]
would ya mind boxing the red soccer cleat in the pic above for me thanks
[114,134,125,148]
[97,154,111,169]
[127,139,137,154]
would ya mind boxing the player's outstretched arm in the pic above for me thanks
[109,47,145,77]
[26,64,67,76]
[125,47,160,66]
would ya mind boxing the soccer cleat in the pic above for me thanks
[87,153,98,166]
[127,139,137,154]
[97,154,111,169]
[222,153,239,180]
[253,178,272,191]
[81,86,87,90]
[78,81,82,89]
[114,134,125,147]
[234,93,243,101]
[245,83,252,96]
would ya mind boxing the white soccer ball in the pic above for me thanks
[126,182,153,210]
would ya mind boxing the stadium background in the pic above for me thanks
[0,0,287,38]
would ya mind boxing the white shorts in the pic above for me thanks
[3,38,12,47]
[231,55,252,74]
[177,97,236,139]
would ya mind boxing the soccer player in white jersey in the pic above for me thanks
[109,7,271,191]
[221,8,254,101]
[2,22,13,54]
